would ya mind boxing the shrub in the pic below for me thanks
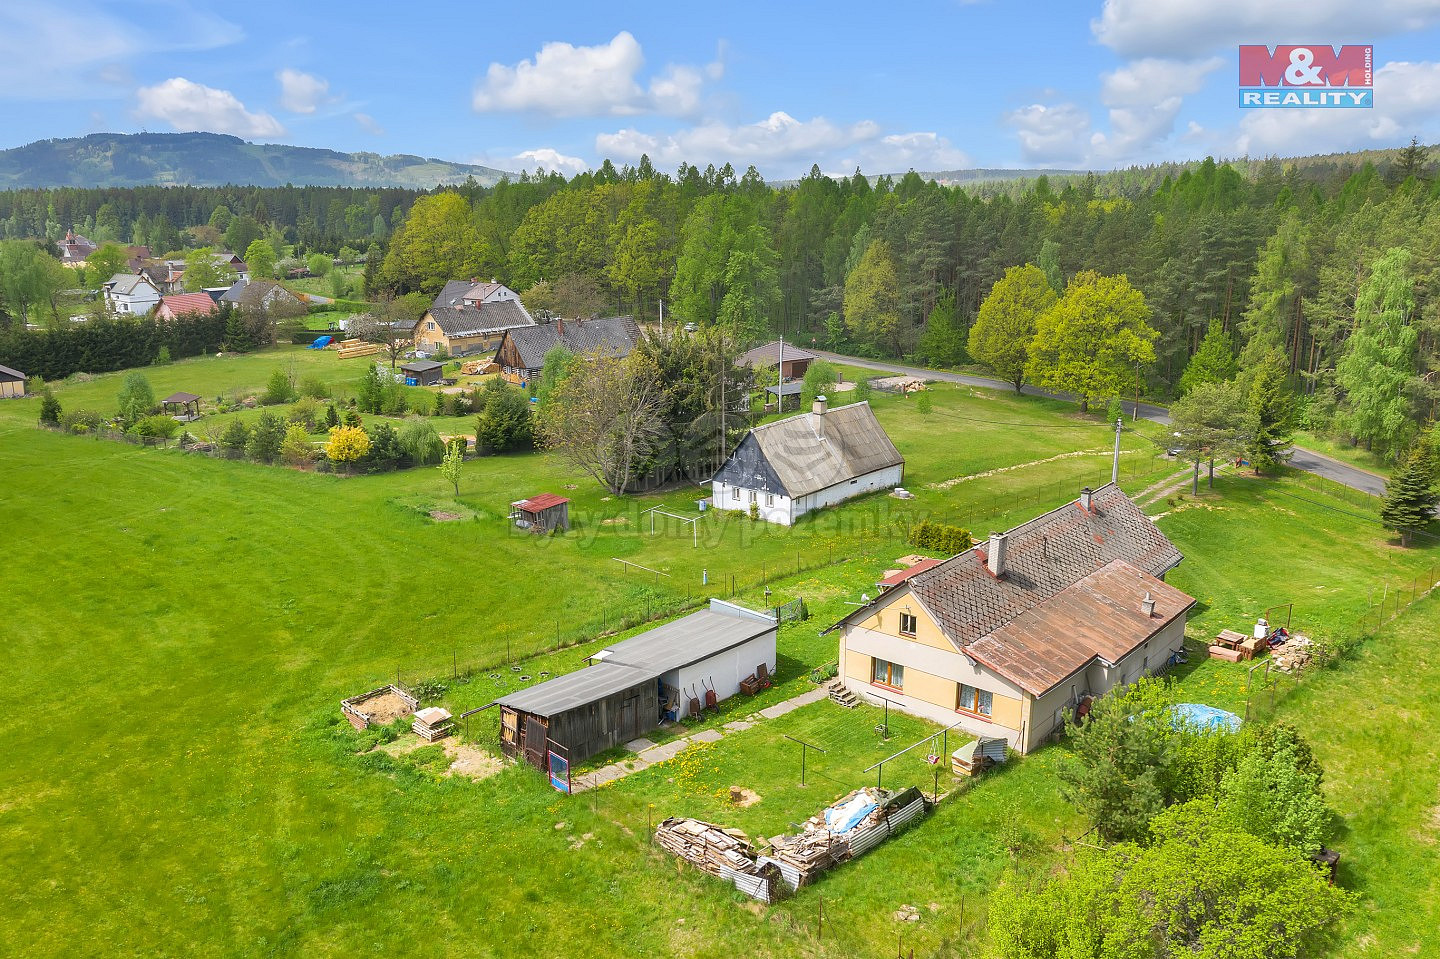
[130,414,180,440]
[61,408,102,434]
[473,378,533,453]
[326,425,370,469]
[398,418,445,465]
[298,375,330,400]
[748,501,760,521]
[245,412,286,463]
[280,424,315,464]
[914,390,932,415]
[153,345,172,366]
[38,389,61,425]
[261,369,297,405]
[852,378,873,402]
[361,422,404,471]
[218,417,251,453]
[116,371,156,426]
[287,397,322,432]
[324,404,340,429]
[908,520,972,554]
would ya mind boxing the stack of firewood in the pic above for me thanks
[654,818,757,877]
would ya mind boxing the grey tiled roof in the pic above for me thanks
[427,298,535,338]
[740,340,817,367]
[505,316,640,369]
[431,279,475,310]
[713,401,903,498]
[905,483,1183,649]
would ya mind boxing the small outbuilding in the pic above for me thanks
[740,340,816,381]
[161,391,202,420]
[0,364,26,399]
[400,359,445,386]
[496,600,778,770]
[511,493,570,533]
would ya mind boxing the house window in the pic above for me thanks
[766,493,774,506]
[731,486,740,501]
[871,658,904,690]
[427,321,435,331]
[749,490,757,503]
[957,684,993,717]
[899,612,917,636]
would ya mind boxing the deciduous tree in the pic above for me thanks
[1027,271,1158,412]
[537,352,668,493]
[843,238,903,356]
[1170,378,1249,491]
[1336,247,1420,457]
[438,439,464,495]
[969,264,1056,392]
[244,239,276,280]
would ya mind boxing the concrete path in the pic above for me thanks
[811,350,1387,498]
[573,687,829,792]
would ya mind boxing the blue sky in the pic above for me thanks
[3,0,1440,178]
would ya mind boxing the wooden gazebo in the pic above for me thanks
[162,391,202,421]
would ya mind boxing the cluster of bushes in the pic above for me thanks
[39,371,183,444]
[908,520,973,554]
[989,679,1352,958]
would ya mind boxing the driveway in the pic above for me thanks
[810,350,1382,496]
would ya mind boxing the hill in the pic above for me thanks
[0,132,513,189]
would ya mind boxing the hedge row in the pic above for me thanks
[908,520,974,555]
[0,313,228,381]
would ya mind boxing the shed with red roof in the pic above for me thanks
[511,493,570,533]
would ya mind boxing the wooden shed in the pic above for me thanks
[0,364,25,399]
[511,493,570,533]
[496,601,778,771]
[400,359,444,386]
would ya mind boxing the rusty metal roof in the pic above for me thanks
[518,493,569,512]
[967,560,1195,696]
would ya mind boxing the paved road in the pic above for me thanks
[811,350,1384,496]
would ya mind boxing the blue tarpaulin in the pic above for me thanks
[825,792,878,834]
[1170,703,1242,733]
[309,335,333,349]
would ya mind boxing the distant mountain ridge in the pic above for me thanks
[0,132,514,189]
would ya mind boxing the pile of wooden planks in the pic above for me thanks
[758,786,928,890]
[335,338,380,359]
[412,706,454,741]
[654,818,781,903]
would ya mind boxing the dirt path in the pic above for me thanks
[1133,466,1195,506]
[927,448,1112,490]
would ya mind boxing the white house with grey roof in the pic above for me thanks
[101,273,162,315]
[711,397,904,525]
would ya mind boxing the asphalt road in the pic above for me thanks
[810,350,1385,496]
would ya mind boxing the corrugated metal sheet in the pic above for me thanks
[714,401,903,498]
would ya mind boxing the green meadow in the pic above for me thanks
[1,344,1435,956]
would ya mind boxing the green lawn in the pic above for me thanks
[2,345,1430,957]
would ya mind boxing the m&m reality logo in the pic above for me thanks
[1238,45,1373,108]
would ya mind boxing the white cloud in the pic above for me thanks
[473,31,715,117]
[353,112,384,136]
[850,132,970,173]
[1093,0,1440,59]
[277,69,329,114]
[0,0,241,99]
[514,148,589,176]
[597,112,880,168]
[1005,103,1093,165]
[136,78,285,138]
[1233,59,1440,154]
[1090,57,1225,159]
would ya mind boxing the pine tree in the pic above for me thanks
[918,287,968,367]
[1381,445,1439,546]
[1178,319,1239,395]
[1243,348,1296,474]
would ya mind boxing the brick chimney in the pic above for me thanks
[555,319,565,336]
[1080,487,1094,512]
[813,395,828,416]
[1141,592,1156,617]
[987,532,1008,577]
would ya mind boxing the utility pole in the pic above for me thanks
[1111,418,1123,485]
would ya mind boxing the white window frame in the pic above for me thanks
[899,612,917,636]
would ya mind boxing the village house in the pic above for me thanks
[101,273,162,316]
[0,364,26,399]
[739,340,816,382]
[711,397,904,525]
[496,600,777,771]
[218,278,304,316]
[411,280,536,357]
[494,315,641,386]
[155,293,219,320]
[825,484,1193,754]
[57,230,98,267]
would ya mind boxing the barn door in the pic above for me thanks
[500,709,519,757]
[621,693,642,740]
[523,715,548,770]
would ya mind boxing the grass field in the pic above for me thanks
[2,344,1435,957]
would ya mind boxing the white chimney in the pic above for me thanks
[813,395,828,416]
[1080,487,1094,511]
[988,532,1008,577]
[1141,592,1156,618]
